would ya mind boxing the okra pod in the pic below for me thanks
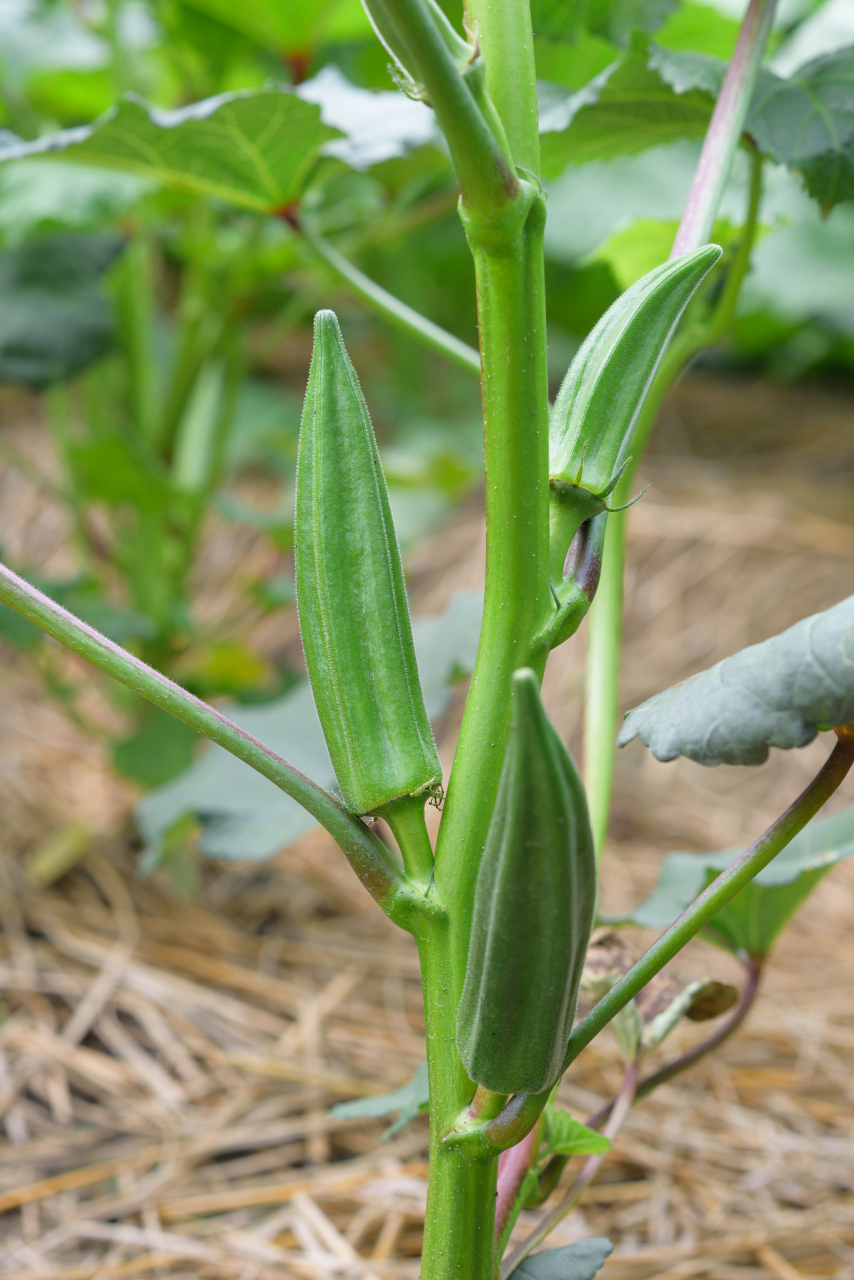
[457,669,596,1095]
[295,310,442,816]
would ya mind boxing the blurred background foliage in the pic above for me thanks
[0,0,851,815]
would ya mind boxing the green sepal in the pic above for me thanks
[548,243,721,567]
[295,310,442,816]
[456,670,596,1095]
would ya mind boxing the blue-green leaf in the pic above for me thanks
[330,1059,429,1138]
[508,1238,614,1280]
[626,802,854,956]
[618,594,854,765]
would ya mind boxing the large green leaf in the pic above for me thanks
[539,35,715,175]
[626,802,854,956]
[618,594,854,765]
[0,91,337,215]
[136,592,483,866]
[508,1239,614,1280]
[747,46,854,206]
[179,0,370,54]
[0,232,122,386]
[531,0,676,47]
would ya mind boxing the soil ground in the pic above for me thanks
[0,372,852,1279]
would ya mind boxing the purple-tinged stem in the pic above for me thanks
[671,0,777,258]
[494,1120,542,1245]
[500,1062,640,1276]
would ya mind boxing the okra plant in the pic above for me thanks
[2,0,854,1275]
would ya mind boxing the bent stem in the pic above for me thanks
[565,731,854,1067]
[298,219,482,376]
[501,1062,640,1275]
[0,562,416,923]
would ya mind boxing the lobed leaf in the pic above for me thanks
[626,802,854,956]
[618,594,854,765]
[0,91,338,215]
[508,1238,614,1280]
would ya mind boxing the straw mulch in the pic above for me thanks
[0,374,853,1279]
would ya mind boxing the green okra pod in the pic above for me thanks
[457,669,596,1095]
[295,310,442,817]
[548,243,722,579]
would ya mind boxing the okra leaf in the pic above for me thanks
[746,45,854,207]
[330,1058,429,1138]
[542,1106,611,1157]
[296,65,435,171]
[618,594,854,765]
[626,802,854,956]
[539,34,715,175]
[508,1238,614,1280]
[136,591,483,866]
[178,0,370,55]
[0,91,338,215]
[0,232,123,386]
[530,0,676,47]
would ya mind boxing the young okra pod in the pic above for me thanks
[295,311,442,817]
[457,669,596,1095]
[548,244,722,576]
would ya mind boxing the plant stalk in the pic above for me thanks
[501,1061,640,1275]
[671,0,777,256]
[583,509,625,859]
[0,562,418,922]
[565,731,854,1067]
[299,220,481,375]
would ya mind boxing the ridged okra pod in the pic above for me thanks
[295,310,442,817]
[456,669,596,1095]
[548,244,722,580]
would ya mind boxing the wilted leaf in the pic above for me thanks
[330,1059,429,1138]
[0,232,122,386]
[618,594,854,765]
[627,802,854,956]
[508,1238,614,1280]
[542,1106,612,1156]
[640,977,737,1052]
[0,91,338,215]
[136,592,483,867]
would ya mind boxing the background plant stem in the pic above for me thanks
[672,0,777,256]
[300,221,481,375]
[501,1061,640,1275]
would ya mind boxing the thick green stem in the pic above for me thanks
[463,0,540,174]
[418,923,499,1280]
[299,221,481,376]
[0,562,419,924]
[434,186,551,984]
[565,732,854,1066]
